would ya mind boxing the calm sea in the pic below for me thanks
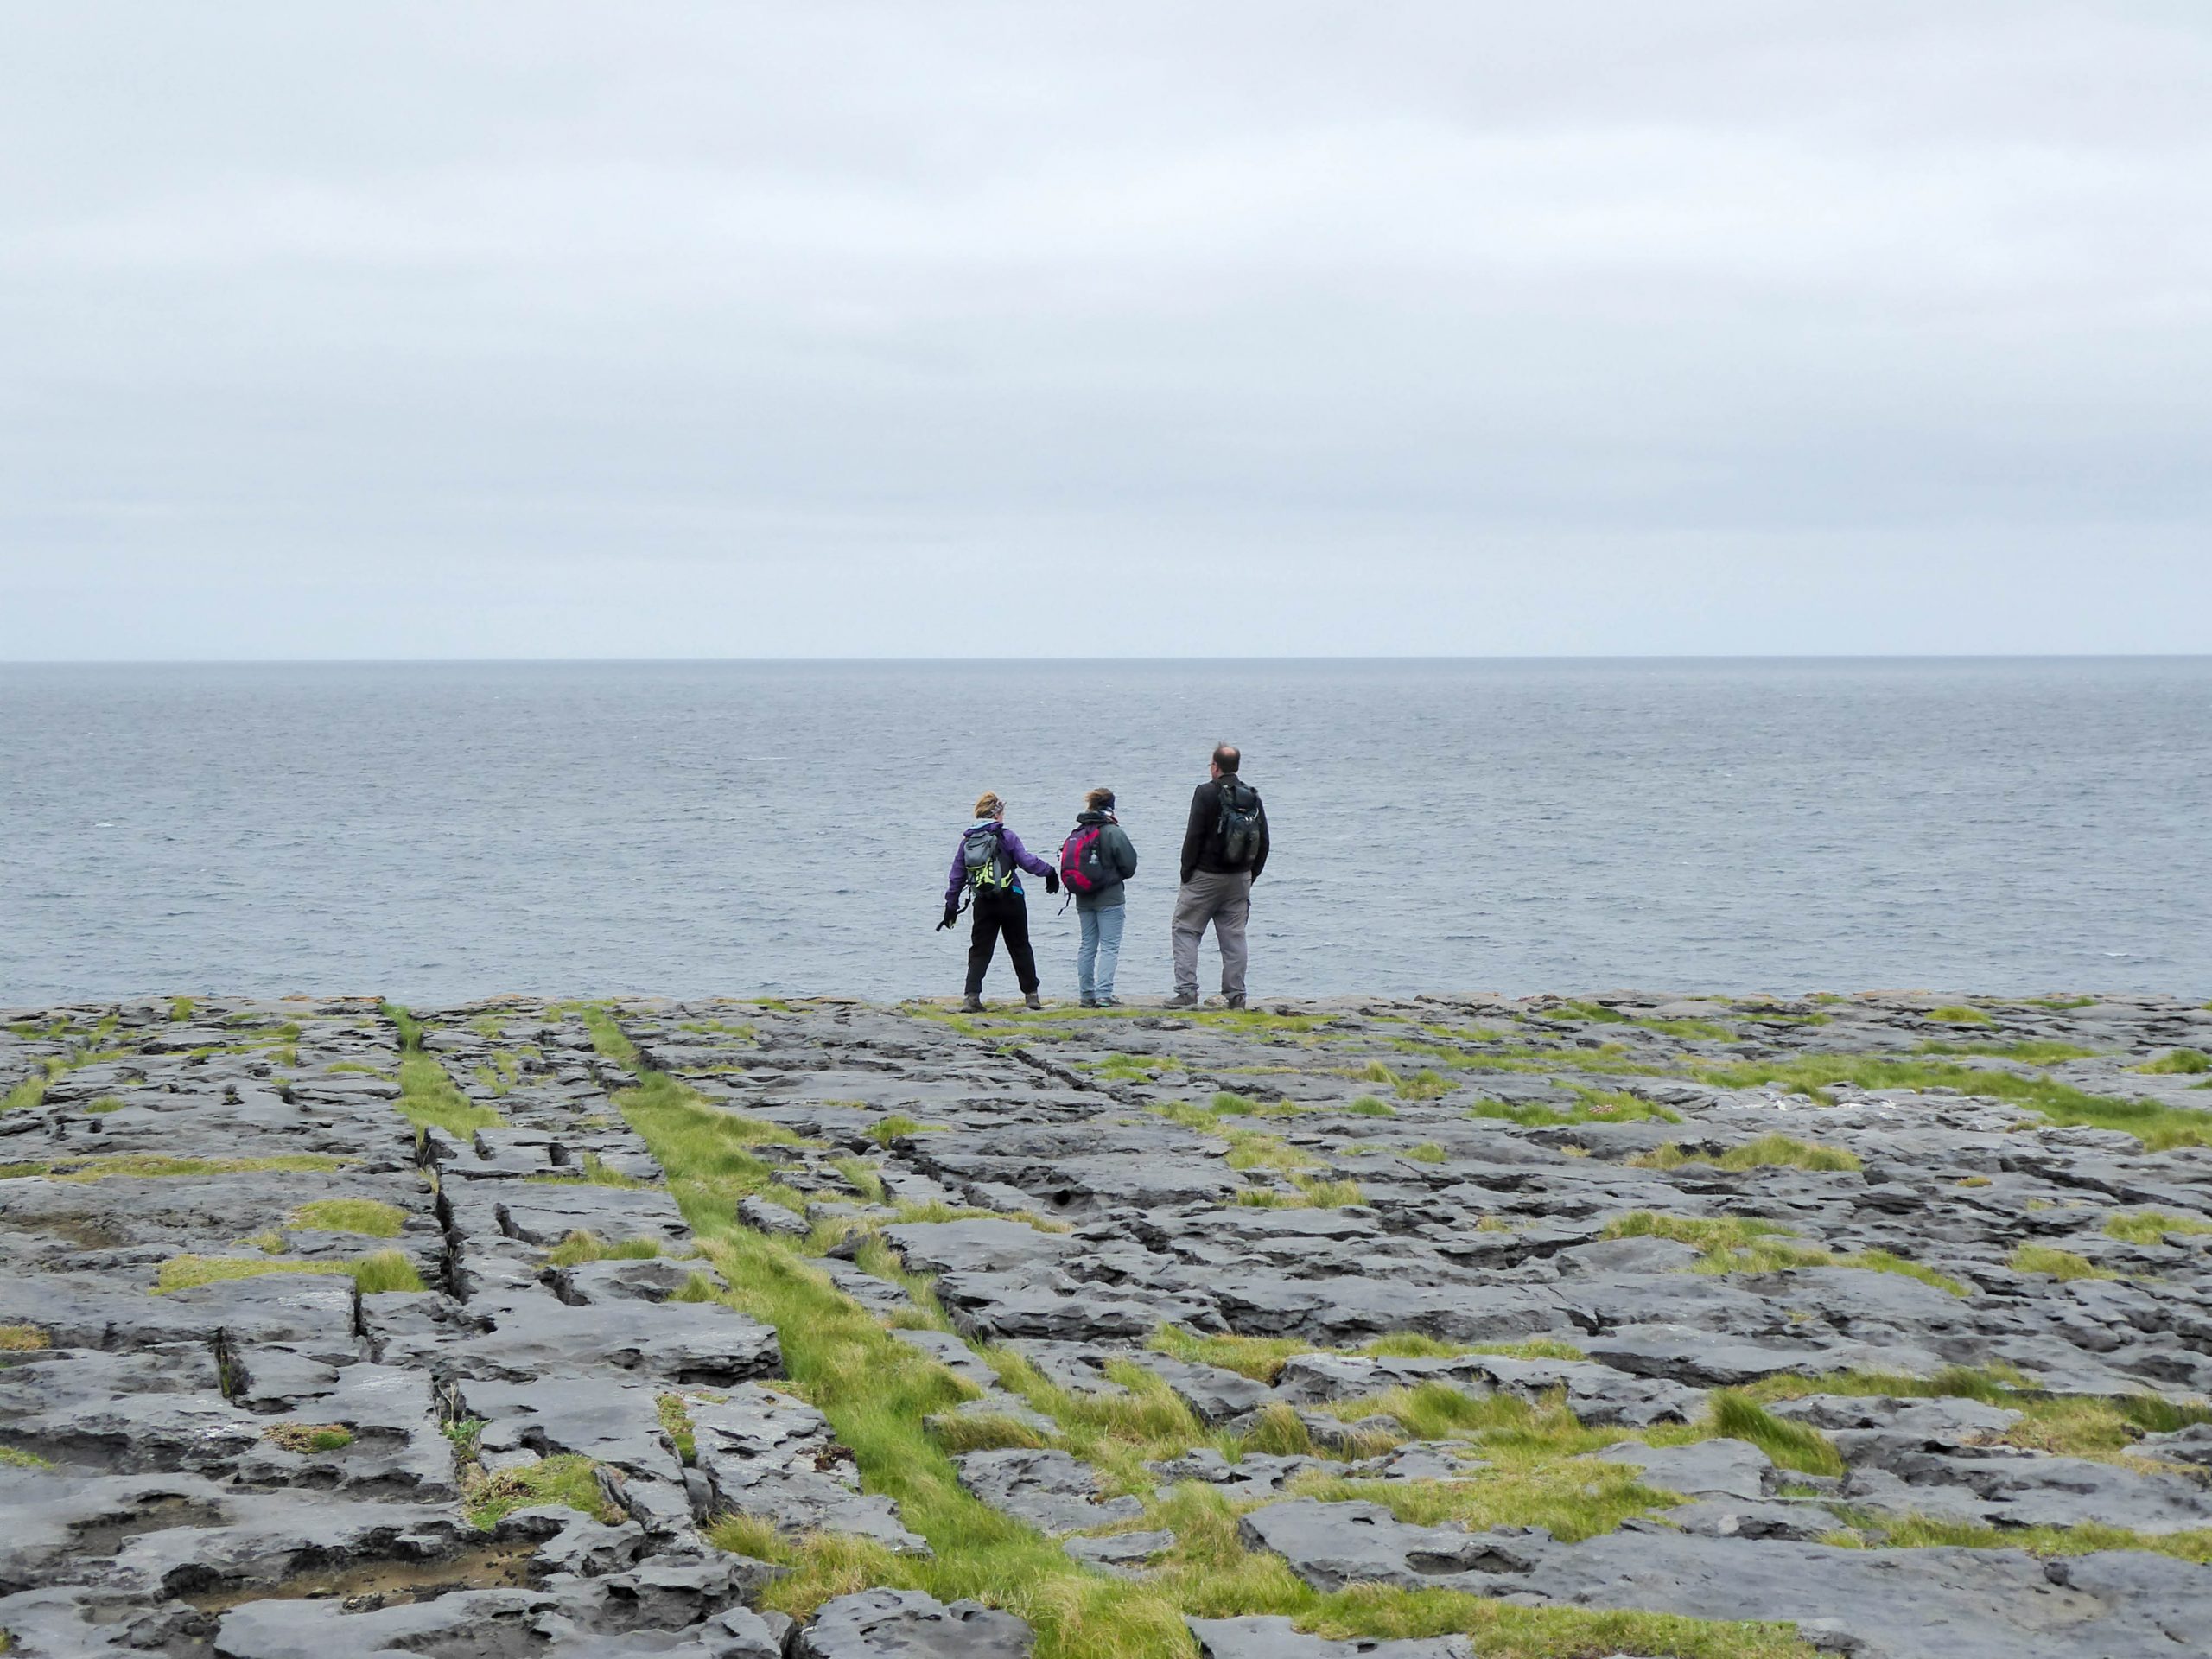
[2,659,2206,1005]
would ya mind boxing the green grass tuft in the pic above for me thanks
[2105,1209,2212,1244]
[352,1249,427,1294]
[1708,1392,1846,1477]
[153,1255,347,1294]
[871,1113,941,1147]
[1926,1005,1993,1025]
[546,1230,664,1267]
[2008,1243,2116,1281]
[463,1452,623,1529]
[1471,1090,1681,1128]
[1630,1134,1861,1173]
[2139,1048,2211,1076]
[291,1198,406,1237]
[265,1422,353,1453]
[1916,1039,2099,1063]
[1601,1211,1964,1294]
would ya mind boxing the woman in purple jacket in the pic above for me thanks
[938,791,1059,1011]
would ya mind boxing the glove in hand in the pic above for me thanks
[936,906,959,931]
[1044,869,1061,895]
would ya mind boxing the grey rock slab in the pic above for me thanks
[924,1391,1057,1439]
[1349,1441,1488,1483]
[699,1607,798,1659]
[1206,1273,1565,1346]
[1582,1323,1867,1387]
[1240,1500,2212,1659]
[105,1491,480,1605]
[550,1547,775,1631]
[1769,1393,2025,1443]
[0,1467,233,1587]
[737,1195,810,1237]
[1187,1618,1474,1658]
[816,1256,917,1314]
[1236,1497,1549,1592]
[1001,1338,1131,1396]
[937,1269,1214,1342]
[1140,1354,1279,1425]
[795,1587,1033,1657]
[953,1448,1145,1535]
[424,1287,779,1386]
[688,1388,929,1555]
[2138,1422,2212,1467]
[1596,1438,1777,1500]
[1664,1497,1840,1541]
[1064,1528,1175,1577]
[548,1257,715,1306]
[880,1218,1077,1275]
[1147,1448,1330,1500]
[212,1588,557,1659]
[1850,1446,2212,1534]
[495,1185,690,1248]
[459,1376,686,1482]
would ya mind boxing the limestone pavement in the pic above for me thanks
[4,988,2212,1657]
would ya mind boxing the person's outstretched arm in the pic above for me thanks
[999,827,1055,880]
[944,843,968,910]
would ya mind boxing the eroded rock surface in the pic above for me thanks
[6,988,2212,1659]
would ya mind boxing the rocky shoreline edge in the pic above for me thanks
[6,988,2212,1659]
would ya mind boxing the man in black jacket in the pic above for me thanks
[1168,742,1269,1009]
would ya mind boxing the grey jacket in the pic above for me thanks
[1068,811,1139,911]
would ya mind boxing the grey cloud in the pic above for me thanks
[3,3,2209,656]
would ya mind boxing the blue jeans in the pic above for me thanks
[1077,904,1126,1002]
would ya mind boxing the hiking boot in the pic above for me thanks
[1077,996,1099,1009]
[961,994,984,1013]
[1223,994,1247,1010]
[1024,992,1044,1011]
[1165,991,1198,1009]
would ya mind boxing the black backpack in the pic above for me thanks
[1215,780,1263,868]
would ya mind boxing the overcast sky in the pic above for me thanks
[3,3,2208,658]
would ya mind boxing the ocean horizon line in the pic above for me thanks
[3,652,2209,669]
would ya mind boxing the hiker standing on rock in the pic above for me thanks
[1170,743,1268,1009]
[938,791,1058,1012]
[1058,787,1140,1008]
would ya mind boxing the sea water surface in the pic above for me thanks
[2,658,2207,1004]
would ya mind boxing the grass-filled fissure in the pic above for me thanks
[1694,1055,2210,1150]
[383,1002,508,1137]
[574,1003,1819,1659]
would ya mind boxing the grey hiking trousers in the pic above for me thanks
[1172,870,1253,999]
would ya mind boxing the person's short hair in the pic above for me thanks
[1211,743,1241,774]
[973,791,1004,819]
[1085,786,1115,811]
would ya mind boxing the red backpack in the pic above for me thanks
[1058,821,1116,896]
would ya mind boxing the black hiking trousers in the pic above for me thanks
[965,888,1039,996]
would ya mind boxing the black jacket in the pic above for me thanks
[1179,775,1269,884]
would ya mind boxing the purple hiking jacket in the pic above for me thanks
[944,818,1055,906]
